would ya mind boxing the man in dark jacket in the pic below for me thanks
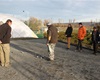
[0,19,12,67]
[92,27,99,55]
[47,23,58,61]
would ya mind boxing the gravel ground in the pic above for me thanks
[0,39,100,80]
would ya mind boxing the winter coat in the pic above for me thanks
[65,27,73,37]
[78,26,86,40]
[92,30,99,43]
[0,23,11,44]
[47,26,58,43]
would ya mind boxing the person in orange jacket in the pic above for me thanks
[76,23,86,52]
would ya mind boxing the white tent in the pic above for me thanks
[0,13,38,38]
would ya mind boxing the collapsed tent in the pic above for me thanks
[0,13,38,38]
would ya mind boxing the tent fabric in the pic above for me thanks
[0,13,38,38]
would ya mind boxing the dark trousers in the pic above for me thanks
[77,39,83,50]
[93,41,98,53]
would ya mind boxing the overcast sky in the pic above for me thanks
[0,0,100,22]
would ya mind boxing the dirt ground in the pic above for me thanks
[0,39,100,80]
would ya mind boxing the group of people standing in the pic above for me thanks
[47,22,100,61]
[65,23,87,52]
[65,23,100,55]
[0,19,99,67]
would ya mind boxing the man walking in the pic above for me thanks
[47,23,58,61]
[0,19,12,67]
[76,23,86,52]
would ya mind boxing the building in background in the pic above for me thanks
[0,13,38,38]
